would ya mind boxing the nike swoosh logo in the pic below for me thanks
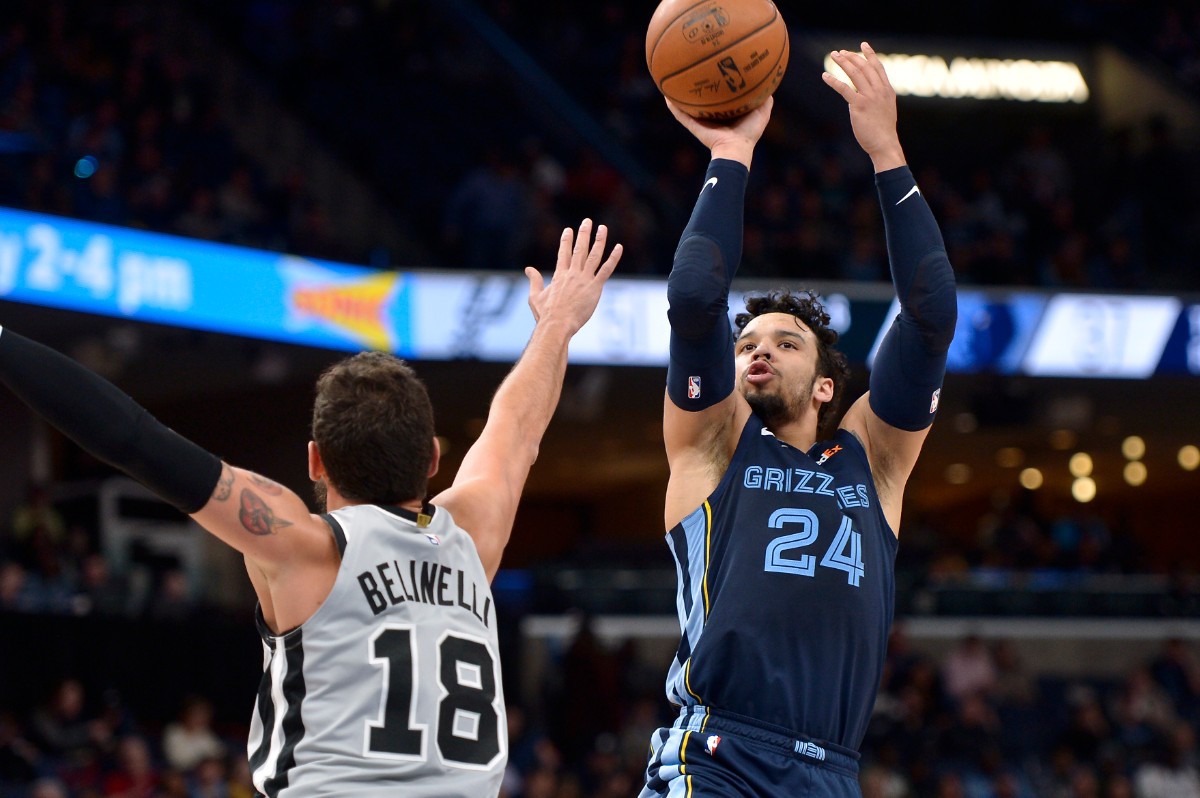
[701,176,719,193]
[895,185,921,205]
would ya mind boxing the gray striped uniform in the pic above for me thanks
[248,503,506,797]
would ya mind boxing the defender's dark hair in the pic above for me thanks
[311,352,435,505]
[734,289,852,438]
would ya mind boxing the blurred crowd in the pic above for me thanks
[0,1,362,267]
[1,1,1198,288]
[5,474,1200,620]
[3,478,1200,795]
[0,485,201,621]
[0,680,253,798]
[1,624,1198,798]
[2,3,1200,795]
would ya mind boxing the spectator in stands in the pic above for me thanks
[0,711,38,786]
[1111,666,1180,753]
[1057,688,1115,765]
[1150,639,1200,724]
[1103,773,1135,798]
[27,778,69,798]
[942,634,998,702]
[8,485,66,558]
[76,553,131,617]
[161,696,225,775]
[147,567,195,622]
[938,690,1003,772]
[27,678,110,773]
[1132,719,1200,798]
[557,613,624,767]
[934,770,967,798]
[860,761,909,798]
[991,640,1038,707]
[442,147,533,273]
[173,189,223,243]
[0,561,30,612]
[99,734,158,797]
[185,755,229,798]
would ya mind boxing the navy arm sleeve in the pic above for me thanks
[0,326,223,513]
[666,159,748,410]
[868,166,959,431]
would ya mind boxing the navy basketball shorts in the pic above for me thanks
[639,706,861,798]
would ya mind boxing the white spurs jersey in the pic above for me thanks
[248,503,506,797]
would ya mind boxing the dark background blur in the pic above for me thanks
[1,2,1199,797]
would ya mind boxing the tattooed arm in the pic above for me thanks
[193,464,339,631]
[193,465,330,562]
[0,326,338,629]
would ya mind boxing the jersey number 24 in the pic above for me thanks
[763,508,865,586]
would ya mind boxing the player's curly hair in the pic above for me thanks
[734,289,852,438]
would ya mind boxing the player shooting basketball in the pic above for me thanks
[0,220,622,797]
[640,43,957,797]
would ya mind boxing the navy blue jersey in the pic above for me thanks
[663,415,897,751]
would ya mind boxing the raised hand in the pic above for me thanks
[822,42,906,173]
[524,219,623,334]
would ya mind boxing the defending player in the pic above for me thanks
[0,220,622,797]
[640,44,957,796]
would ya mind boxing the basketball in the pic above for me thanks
[645,0,789,120]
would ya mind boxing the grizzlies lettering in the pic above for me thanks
[742,465,871,510]
[357,559,492,627]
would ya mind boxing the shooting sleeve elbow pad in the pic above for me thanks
[868,167,959,431]
[0,327,223,513]
[665,159,748,411]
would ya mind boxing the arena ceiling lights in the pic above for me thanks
[822,49,1089,103]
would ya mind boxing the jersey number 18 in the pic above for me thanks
[365,625,502,768]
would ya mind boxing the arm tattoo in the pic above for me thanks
[249,474,284,495]
[213,465,235,502]
[238,489,293,536]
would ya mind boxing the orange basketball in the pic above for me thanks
[645,0,789,120]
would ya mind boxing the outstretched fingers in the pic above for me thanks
[561,218,621,278]
[832,49,875,96]
[860,42,894,90]
[596,241,623,281]
[570,218,594,272]
[585,222,610,273]
[555,224,576,275]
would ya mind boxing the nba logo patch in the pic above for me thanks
[705,734,722,756]
[929,388,941,414]
[425,534,440,546]
[688,376,701,400]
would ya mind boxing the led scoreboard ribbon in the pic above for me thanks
[1,206,1196,376]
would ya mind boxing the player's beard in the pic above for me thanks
[313,479,328,513]
[746,380,812,429]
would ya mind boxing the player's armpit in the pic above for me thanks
[191,463,333,572]
[840,393,929,533]
[662,389,747,529]
[662,388,744,464]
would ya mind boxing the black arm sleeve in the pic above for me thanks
[0,326,223,513]
[666,158,748,410]
[868,166,958,431]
